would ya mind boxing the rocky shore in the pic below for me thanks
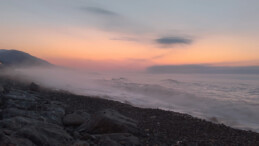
[0,75,259,146]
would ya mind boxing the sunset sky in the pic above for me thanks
[1,0,259,70]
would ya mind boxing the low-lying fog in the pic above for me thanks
[3,67,259,132]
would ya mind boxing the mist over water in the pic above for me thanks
[11,67,259,132]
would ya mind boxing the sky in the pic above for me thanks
[0,0,259,71]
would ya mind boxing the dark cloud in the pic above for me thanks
[80,6,119,16]
[79,6,193,47]
[155,36,192,46]
[78,6,148,34]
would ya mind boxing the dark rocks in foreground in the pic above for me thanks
[0,78,259,146]
[0,81,140,146]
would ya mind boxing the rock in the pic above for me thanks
[3,129,13,135]
[63,113,85,126]
[80,133,97,141]
[5,90,39,101]
[2,103,65,125]
[2,85,10,94]
[95,133,140,146]
[0,117,73,145]
[98,137,120,146]
[13,100,67,125]
[73,131,81,138]
[77,109,138,134]
[16,126,73,146]
[2,92,66,125]
[0,85,3,93]
[72,140,90,146]
[42,101,66,125]
[29,82,40,92]
[41,110,65,125]
[2,108,41,120]
[2,107,63,125]
[0,95,3,107]
[5,98,37,110]
[63,111,90,126]
[0,109,3,118]
[0,134,36,146]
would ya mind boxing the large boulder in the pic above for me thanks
[77,109,138,134]
[5,98,37,110]
[96,133,140,146]
[98,137,120,146]
[16,126,73,146]
[0,134,36,146]
[41,101,66,125]
[63,113,85,126]
[63,111,90,126]
[0,117,73,145]
[4,90,39,101]
[2,85,10,94]
[72,140,90,146]
[0,85,3,93]
[29,82,40,92]
[2,108,42,120]
[2,99,65,125]
[0,95,3,107]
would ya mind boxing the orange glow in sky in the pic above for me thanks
[1,0,259,70]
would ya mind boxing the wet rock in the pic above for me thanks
[29,82,40,92]
[77,109,138,134]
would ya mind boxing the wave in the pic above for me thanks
[11,67,259,132]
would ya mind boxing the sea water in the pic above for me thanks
[15,68,259,132]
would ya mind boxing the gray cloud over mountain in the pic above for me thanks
[147,65,259,74]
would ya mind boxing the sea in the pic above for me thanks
[15,67,259,132]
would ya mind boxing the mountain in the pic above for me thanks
[0,49,52,67]
[147,65,259,74]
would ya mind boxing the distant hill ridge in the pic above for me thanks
[0,49,52,67]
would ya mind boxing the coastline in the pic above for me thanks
[0,75,259,145]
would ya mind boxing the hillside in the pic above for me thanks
[0,49,52,67]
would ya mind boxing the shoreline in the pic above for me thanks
[0,75,259,145]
